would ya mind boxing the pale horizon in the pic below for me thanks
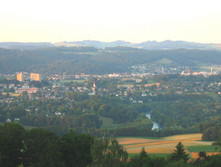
[1,39,221,45]
[1,0,221,43]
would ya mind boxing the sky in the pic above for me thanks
[0,0,221,43]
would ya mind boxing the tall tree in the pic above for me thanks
[129,147,150,167]
[91,138,128,167]
[170,142,189,163]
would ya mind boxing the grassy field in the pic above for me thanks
[117,134,213,155]
[98,116,123,129]
[155,58,173,65]
[195,64,221,72]
[205,92,220,100]
[99,116,114,128]
[187,145,221,153]
[63,51,97,55]
[59,80,85,84]
[201,65,221,72]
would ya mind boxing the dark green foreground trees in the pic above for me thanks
[0,123,93,167]
[0,123,221,167]
[0,123,25,167]
[0,123,128,167]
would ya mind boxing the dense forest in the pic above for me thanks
[0,122,220,167]
[1,47,221,74]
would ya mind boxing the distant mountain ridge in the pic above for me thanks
[55,40,133,48]
[55,40,221,50]
[0,40,221,50]
[0,42,54,50]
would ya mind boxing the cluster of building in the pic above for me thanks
[16,73,40,82]
[2,72,42,95]
[16,86,39,94]
[181,68,217,77]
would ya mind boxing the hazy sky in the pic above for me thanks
[1,0,221,43]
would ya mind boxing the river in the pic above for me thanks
[146,113,160,131]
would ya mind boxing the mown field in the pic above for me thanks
[59,79,85,84]
[117,133,220,158]
[201,65,221,72]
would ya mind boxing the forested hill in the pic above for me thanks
[1,47,221,74]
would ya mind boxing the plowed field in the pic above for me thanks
[117,134,213,154]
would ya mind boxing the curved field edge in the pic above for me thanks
[117,133,214,155]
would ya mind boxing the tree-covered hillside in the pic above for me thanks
[1,47,221,74]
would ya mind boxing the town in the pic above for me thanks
[0,67,219,100]
[0,67,221,124]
